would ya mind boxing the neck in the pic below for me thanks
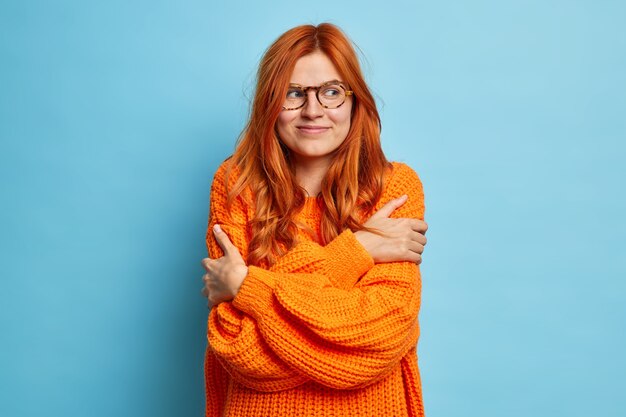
[293,157,331,197]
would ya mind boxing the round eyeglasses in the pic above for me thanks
[282,80,354,111]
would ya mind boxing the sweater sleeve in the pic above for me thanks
[206,160,374,286]
[230,163,425,389]
[204,160,375,392]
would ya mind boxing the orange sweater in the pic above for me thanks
[204,160,426,417]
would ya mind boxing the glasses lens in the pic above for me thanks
[318,84,346,108]
[284,87,305,109]
[283,84,348,110]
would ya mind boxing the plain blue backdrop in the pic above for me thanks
[1,1,624,416]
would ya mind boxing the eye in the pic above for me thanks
[286,88,304,99]
[321,86,341,97]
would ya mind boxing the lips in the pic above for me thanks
[297,125,330,134]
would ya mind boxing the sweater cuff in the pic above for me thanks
[321,229,374,290]
[232,266,276,319]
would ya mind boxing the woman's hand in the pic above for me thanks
[200,224,248,308]
[354,195,428,264]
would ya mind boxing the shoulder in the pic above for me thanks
[211,157,240,187]
[210,157,253,215]
[210,157,246,198]
[379,161,425,219]
[209,159,230,202]
[209,158,238,204]
[386,162,423,190]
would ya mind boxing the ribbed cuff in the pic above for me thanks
[322,229,374,290]
[232,266,277,319]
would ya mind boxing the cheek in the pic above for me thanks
[330,108,352,134]
[277,112,295,129]
[276,113,295,139]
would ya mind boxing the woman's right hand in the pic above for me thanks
[354,195,428,264]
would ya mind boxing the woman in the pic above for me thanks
[201,23,428,417]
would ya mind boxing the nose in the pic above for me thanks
[301,90,324,119]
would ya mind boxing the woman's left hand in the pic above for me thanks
[200,224,248,308]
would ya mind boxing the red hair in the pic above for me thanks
[226,23,390,266]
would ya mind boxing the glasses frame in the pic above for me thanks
[282,80,354,111]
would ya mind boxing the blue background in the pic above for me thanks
[1,1,624,416]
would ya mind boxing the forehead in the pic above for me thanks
[290,51,342,85]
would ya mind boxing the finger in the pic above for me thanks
[408,240,425,255]
[407,249,422,265]
[371,195,408,219]
[208,294,219,307]
[409,219,428,234]
[201,258,212,270]
[399,249,422,265]
[213,224,236,255]
[410,230,427,245]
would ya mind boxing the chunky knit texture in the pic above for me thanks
[204,160,426,417]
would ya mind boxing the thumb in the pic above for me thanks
[213,224,235,255]
[371,194,408,219]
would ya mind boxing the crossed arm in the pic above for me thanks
[201,161,427,392]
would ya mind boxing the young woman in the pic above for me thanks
[201,23,428,417]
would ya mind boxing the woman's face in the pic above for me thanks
[276,51,353,169]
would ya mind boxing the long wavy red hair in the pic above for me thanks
[226,23,390,267]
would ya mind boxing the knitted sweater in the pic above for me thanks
[204,160,426,417]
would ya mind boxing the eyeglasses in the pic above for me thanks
[282,80,354,111]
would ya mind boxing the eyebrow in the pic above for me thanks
[288,79,344,87]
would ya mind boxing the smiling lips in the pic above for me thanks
[297,125,330,134]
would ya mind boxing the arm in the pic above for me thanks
[205,160,373,286]
[229,163,425,389]
[268,229,374,289]
[207,161,426,390]
[204,161,374,391]
[233,261,420,390]
[205,232,375,392]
